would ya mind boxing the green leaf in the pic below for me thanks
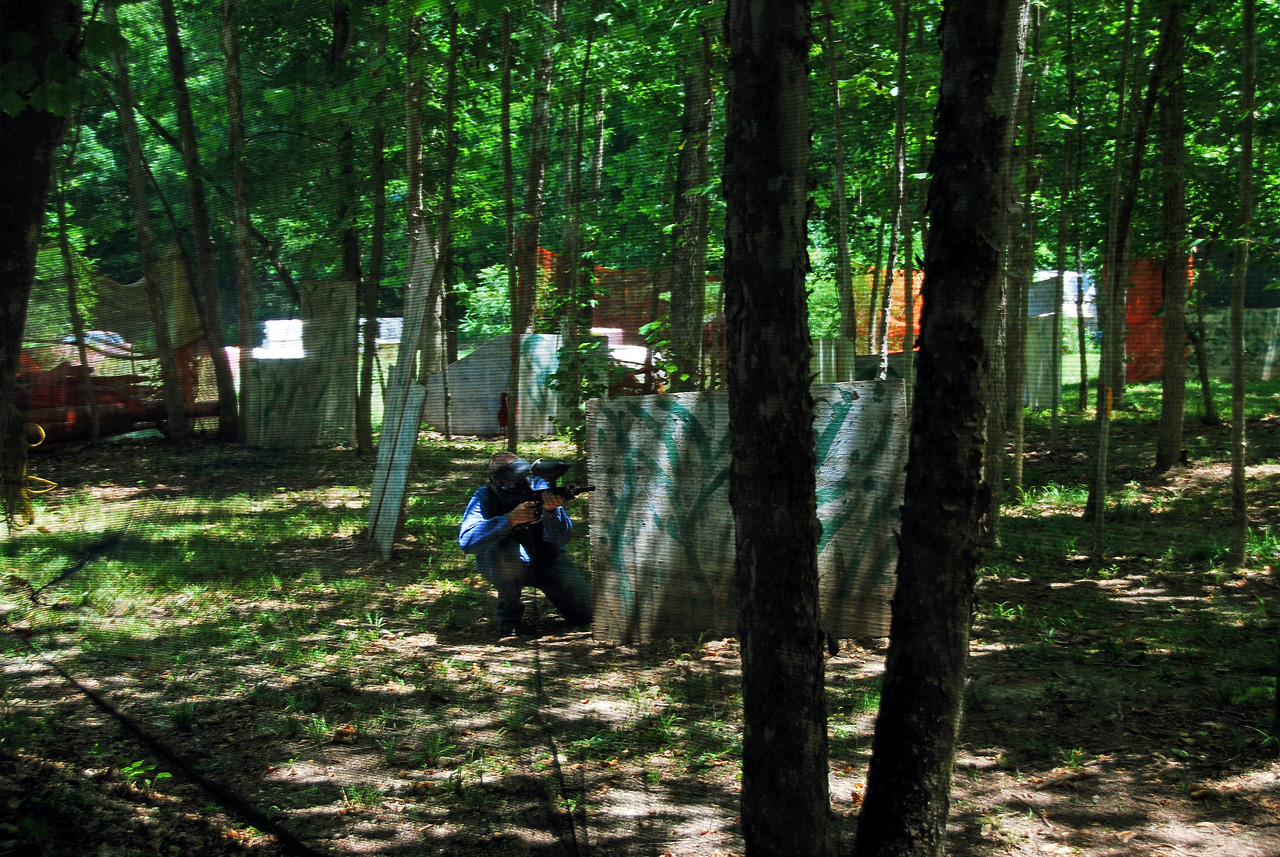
[1,60,38,95]
[263,88,295,115]
[0,89,25,117]
[82,19,128,58]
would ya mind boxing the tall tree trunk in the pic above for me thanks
[1089,0,1182,552]
[1189,269,1219,424]
[822,0,856,345]
[1075,211,1089,412]
[330,0,364,397]
[1051,0,1076,442]
[405,13,431,384]
[510,0,561,448]
[357,1,390,456]
[1229,0,1255,564]
[724,0,830,854]
[515,0,561,336]
[222,0,255,443]
[1091,0,1135,533]
[0,0,80,526]
[557,13,593,426]
[57,156,100,444]
[1009,7,1040,495]
[501,10,521,453]
[879,22,907,383]
[106,2,186,438]
[434,5,461,438]
[853,2,1029,856]
[671,20,712,392]
[868,215,886,355]
[159,0,239,440]
[1155,0,1188,473]
[984,17,1032,547]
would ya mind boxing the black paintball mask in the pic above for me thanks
[489,457,533,503]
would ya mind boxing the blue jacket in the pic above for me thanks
[457,477,572,570]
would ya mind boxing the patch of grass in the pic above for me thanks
[342,783,383,809]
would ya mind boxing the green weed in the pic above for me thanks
[342,783,383,809]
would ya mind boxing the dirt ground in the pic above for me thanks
[2,419,1280,857]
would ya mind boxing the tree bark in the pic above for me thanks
[1009,7,1041,495]
[515,0,561,337]
[159,0,239,440]
[1189,273,1218,424]
[222,0,255,443]
[1051,0,1076,442]
[822,0,856,346]
[105,2,186,438]
[723,0,830,854]
[852,2,1029,856]
[0,0,80,526]
[1229,0,1255,565]
[434,5,461,438]
[868,215,886,355]
[501,9,520,453]
[56,157,100,443]
[358,0,390,457]
[670,20,713,392]
[510,0,561,449]
[877,0,909,382]
[1088,0,1183,551]
[1155,0,1187,474]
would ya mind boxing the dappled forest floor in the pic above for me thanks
[2,394,1280,856]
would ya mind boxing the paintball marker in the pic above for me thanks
[502,458,595,524]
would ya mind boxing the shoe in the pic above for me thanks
[497,623,519,639]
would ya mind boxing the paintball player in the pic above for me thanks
[458,452,594,639]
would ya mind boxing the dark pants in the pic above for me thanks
[483,541,593,627]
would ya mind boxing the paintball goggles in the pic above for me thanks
[494,457,595,524]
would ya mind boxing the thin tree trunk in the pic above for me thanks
[159,0,239,440]
[557,11,595,428]
[501,10,520,453]
[1051,0,1076,442]
[511,0,562,448]
[1091,0,1136,536]
[724,0,830,853]
[1189,271,1218,424]
[436,5,461,439]
[222,0,254,443]
[105,2,185,438]
[1009,7,1041,495]
[1155,0,1187,473]
[357,1,389,457]
[984,14,1033,547]
[515,0,561,336]
[56,158,100,443]
[853,3,1030,855]
[868,215,885,357]
[671,20,712,392]
[405,12,428,383]
[131,105,300,305]
[330,1,364,428]
[1230,0,1255,565]
[1089,0,1183,552]
[879,24,907,383]
[822,0,856,346]
[1075,212,1088,412]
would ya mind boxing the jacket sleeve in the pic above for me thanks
[540,502,573,546]
[458,487,512,555]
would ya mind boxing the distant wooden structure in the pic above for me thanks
[586,381,907,644]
